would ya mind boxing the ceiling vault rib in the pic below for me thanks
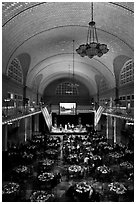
[2,2,133,27]
[5,24,133,72]
[28,53,114,78]
[27,59,114,89]
[109,2,134,13]
[2,2,46,27]
[39,72,97,95]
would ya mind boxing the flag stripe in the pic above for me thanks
[41,107,52,130]
[94,106,105,127]
[95,106,104,125]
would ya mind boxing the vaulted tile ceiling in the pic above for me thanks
[2,2,134,96]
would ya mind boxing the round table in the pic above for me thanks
[38,172,55,189]
[85,146,95,152]
[68,165,82,178]
[27,145,36,152]
[38,172,54,182]
[67,154,79,164]
[22,152,34,163]
[45,149,58,158]
[108,182,127,201]
[120,161,134,176]
[83,141,92,146]
[108,152,124,164]
[96,165,111,181]
[13,165,30,179]
[14,165,29,173]
[2,182,20,201]
[124,149,134,161]
[103,145,114,153]
[68,165,81,172]
[48,143,60,148]
[98,141,108,146]
[42,159,53,165]
[74,182,94,201]
[120,161,133,170]
[30,190,54,202]
[40,159,54,171]
[90,155,102,166]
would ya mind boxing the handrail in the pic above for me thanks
[2,105,134,126]
[2,105,42,125]
[2,110,41,125]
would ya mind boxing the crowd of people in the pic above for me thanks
[2,129,134,202]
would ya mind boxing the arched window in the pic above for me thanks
[120,59,134,85]
[7,58,23,84]
[56,81,78,95]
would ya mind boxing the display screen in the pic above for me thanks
[59,103,76,115]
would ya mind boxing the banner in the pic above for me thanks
[94,105,105,127]
[41,107,52,130]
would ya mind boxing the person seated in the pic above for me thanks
[76,144,80,153]
[60,124,62,131]
[67,123,71,129]
[84,156,89,165]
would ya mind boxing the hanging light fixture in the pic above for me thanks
[66,64,73,93]
[68,40,79,87]
[76,2,109,59]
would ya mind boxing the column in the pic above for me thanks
[115,118,124,144]
[36,114,39,132]
[23,85,27,106]
[2,124,8,151]
[18,118,25,143]
[113,117,117,143]
[106,115,114,144]
[112,117,125,144]
[24,117,33,142]
[34,115,37,132]
[24,117,28,142]
[34,114,39,132]
[29,116,32,140]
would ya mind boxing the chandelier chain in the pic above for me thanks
[91,2,93,22]
[73,40,75,80]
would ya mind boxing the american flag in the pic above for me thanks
[94,103,105,127]
[41,107,52,130]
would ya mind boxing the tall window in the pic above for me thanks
[7,58,23,84]
[120,59,134,85]
[56,82,78,95]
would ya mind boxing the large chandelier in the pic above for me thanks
[76,2,109,59]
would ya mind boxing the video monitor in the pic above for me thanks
[59,103,76,115]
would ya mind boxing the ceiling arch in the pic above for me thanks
[4,22,133,73]
[2,2,134,96]
[39,71,97,96]
[26,53,115,84]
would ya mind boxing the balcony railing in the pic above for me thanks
[2,104,134,125]
[2,105,41,122]
[105,107,134,117]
